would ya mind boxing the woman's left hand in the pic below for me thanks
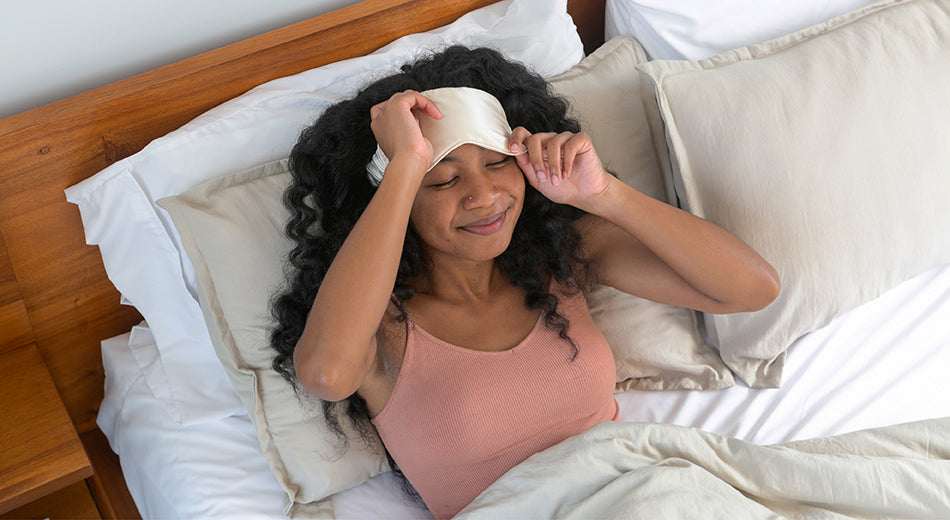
[508,127,612,209]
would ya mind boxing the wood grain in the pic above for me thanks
[0,237,35,355]
[81,430,140,520]
[0,236,20,307]
[0,344,92,514]
[0,481,100,520]
[0,301,33,356]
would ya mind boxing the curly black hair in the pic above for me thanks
[269,45,591,486]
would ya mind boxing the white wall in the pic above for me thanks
[0,0,360,119]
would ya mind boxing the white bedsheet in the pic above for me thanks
[99,264,950,519]
[100,328,285,519]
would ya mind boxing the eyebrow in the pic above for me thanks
[437,149,505,165]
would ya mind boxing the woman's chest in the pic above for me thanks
[407,292,541,352]
[363,294,540,416]
[375,303,619,466]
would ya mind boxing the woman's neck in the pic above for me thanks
[411,258,506,305]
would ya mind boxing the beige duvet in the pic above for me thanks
[457,418,950,519]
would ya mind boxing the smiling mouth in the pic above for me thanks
[460,210,508,235]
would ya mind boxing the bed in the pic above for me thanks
[1,0,948,518]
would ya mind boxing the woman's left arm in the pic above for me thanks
[509,128,780,314]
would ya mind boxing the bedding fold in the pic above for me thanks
[456,418,950,519]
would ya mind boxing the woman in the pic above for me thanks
[271,46,779,519]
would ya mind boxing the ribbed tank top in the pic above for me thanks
[371,283,619,519]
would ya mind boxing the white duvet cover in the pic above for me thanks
[99,263,950,519]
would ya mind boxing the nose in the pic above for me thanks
[462,170,501,209]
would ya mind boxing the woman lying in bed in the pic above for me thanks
[270,46,779,519]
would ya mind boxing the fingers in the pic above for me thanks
[509,127,543,184]
[510,128,592,186]
[371,90,443,126]
[528,131,554,184]
[370,90,444,162]
[507,126,532,154]
[545,132,574,184]
[413,93,444,120]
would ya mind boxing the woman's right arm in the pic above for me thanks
[293,91,441,401]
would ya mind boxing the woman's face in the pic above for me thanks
[409,144,525,265]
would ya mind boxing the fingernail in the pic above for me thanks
[536,166,547,181]
[552,175,560,186]
[510,143,520,152]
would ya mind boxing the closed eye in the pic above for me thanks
[429,177,458,189]
[487,156,513,168]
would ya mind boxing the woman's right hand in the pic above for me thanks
[369,90,443,182]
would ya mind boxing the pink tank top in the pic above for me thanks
[371,283,619,519]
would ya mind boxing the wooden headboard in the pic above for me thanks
[0,0,603,514]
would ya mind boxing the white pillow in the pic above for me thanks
[64,0,584,427]
[637,0,950,386]
[605,0,879,60]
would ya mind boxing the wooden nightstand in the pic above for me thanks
[0,343,96,516]
[0,214,137,519]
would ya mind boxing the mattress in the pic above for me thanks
[99,263,950,519]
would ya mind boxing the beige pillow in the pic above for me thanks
[550,36,733,391]
[158,36,734,514]
[637,0,950,387]
[158,161,386,512]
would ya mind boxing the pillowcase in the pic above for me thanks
[548,36,733,391]
[605,0,879,60]
[64,0,585,426]
[157,35,735,515]
[157,160,324,514]
[637,0,950,387]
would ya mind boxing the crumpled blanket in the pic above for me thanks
[456,418,950,519]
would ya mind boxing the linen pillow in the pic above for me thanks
[157,35,735,515]
[605,0,878,60]
[549,36,733,391]
[64,0,585,426]
[156,161,323,513]
[637,0,950,387]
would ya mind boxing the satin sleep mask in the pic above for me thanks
[366,87,521,186]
